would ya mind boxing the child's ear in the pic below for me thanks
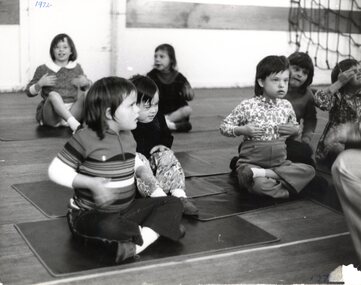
[257,78,264,88]
[105,107,112,120]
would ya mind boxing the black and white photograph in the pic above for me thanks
[1,0,361,284]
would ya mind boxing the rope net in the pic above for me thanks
[289,0,361,69]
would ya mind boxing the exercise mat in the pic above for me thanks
[15,215,278,277]
[12,176,227,218]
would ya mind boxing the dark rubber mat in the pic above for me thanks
[12,176,227,218]
[15,215,279,277]
[190,174,290,221]
[0,122,72,141]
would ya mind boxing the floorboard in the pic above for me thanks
[0,88,355,285]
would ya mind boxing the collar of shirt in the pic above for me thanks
[45,60,77,73]
[257,95,278,107]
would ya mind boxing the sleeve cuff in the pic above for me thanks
[29,84,39,95]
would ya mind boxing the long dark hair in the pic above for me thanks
[85,77,136,139]
[254,55,289,96]
[288,52,314,94]
[155,43,177,71]
[49,33,77,62]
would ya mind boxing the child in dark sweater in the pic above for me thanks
[147,44,194,132]
[131,75,198,216]
[284,52,317,166]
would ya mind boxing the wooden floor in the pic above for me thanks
[0,88,357,285]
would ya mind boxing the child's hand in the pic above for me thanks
[38,73,57,87]
[150,145,168,154]
[278,123,299,136]
[72,75,90,88]
[89,177,116,207]
[241,124,264,138]
[338,67,357,85]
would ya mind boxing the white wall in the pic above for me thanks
[3,0,360,91]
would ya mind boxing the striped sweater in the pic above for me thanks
[57,128,137,213]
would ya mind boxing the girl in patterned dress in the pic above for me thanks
[48,77,184,263]
[147,43,194,132]
[130,75,198,216]
[220,55,315,199]
[314,59,361,169]
[25,33,92,132]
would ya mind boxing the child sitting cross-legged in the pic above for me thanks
[220,55,315,199]
[130,75,199,216]
[48,77,185,263]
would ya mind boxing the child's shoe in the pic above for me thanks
[180,197,199,216]
[229,156,239,171]
[237,164,254,189]
[115,241,136,263]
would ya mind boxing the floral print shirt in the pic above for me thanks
[220,96,298,141]
[314,88,361,164]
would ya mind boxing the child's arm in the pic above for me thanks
[314,67,357,110]
[301,95,317,144]
[48,157,115,207]
[279,102,300,138]
[180,81,194,101]
[25,66,57,97]
[71,64,92,91]
[220,103,263,138]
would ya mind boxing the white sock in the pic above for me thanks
[170,188,187,198]
[150,187,167,197]
[67,116,81,131]
[251,168,266,178]
[165,117,176,130]
[135,226,159,254]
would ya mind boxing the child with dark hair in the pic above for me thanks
[284,51,317,166]
[130,75,198,216]
[220,55,315,199]
[314,58,361,168]
[25,33,91,132]
[48,77,185,263]
[147,43,194,132]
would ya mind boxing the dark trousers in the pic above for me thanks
[67,196,184,254]
[286,139,315,167]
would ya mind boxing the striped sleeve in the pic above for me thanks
[57,134,86,170]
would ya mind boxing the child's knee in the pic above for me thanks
[181,105,192,117]
[47,91,62,102]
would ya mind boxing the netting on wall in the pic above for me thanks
[289,0,361,69]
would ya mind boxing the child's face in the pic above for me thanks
[258,70,290,99]
[347,64,361,87]
[53,38,72,64]
[289,65,308,88]
[154,50,171,72]
[138,92,159,123]
[110,91,139,132]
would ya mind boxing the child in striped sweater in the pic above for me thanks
[48,77,184,263]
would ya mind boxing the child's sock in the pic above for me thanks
[67,116,81,131]
[170,188,187,198]
[136,226,159,254]
[150,187,167,197]
[251,168,266,178]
